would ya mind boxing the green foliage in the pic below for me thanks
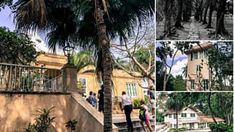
[144,95,149,104]
[65,119,78,131]
[132,98,142,109]
[0,27,37,64]
[156,109,164,122]
[207,42,233,90]
[172,75,186,91]
[156,61,174,91]
[71,51,94,72]
[25,107,56,132]
[165,92,233,125]
[209,123,233,132]
[0,0,12,11]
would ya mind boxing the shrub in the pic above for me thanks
[65,119,78,132]
[133,98,142,108]
[25,107,56,132]
[209,122,233,132]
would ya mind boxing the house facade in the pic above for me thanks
[185,43,212,91]
[32,52,145,99]
[164,107,224,130]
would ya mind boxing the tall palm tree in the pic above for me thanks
[13,0,154,131]
[166,93,184,129]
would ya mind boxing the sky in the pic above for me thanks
[156,42,188,78]
[0,6,61,53]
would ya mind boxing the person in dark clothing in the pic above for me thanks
[86,91,93,105]
[98,85,104,112]
[119,91,133,132]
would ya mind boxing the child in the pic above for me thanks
[139,100,153,132]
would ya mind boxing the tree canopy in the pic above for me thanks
[0,27,37,64]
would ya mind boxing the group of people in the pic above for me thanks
[85,85,155,132]
[119,86,155,132]
[86,85,104,112]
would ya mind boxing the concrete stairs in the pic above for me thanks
[156,124,170,132]
[113,115,155,132]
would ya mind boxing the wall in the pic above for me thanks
[0,92,118,132]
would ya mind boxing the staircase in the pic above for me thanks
[113,115,155,132]
[156,124,170,132]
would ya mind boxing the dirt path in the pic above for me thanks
[156,14,233,40]
[187,17,200,40]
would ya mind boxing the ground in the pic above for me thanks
[156,13,233,40]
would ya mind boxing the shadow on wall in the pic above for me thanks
[0,93,72,132]
[0,93,118,132]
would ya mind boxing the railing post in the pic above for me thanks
[62,64,77,92]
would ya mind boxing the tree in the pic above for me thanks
[71,51,94,73]
[13,0,154,131]
[0,27,37,64]
[156,61,174,91]
[215,0,228,36]
[172,75,186,91]
[166,93,184,129]
[207,42,233,91]
[112,20,155,87]
[174,0,183,28]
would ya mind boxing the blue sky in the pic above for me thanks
[0,7,64,53]
[156,42,188,77]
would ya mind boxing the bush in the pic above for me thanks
[209,123,233,132]
[156,109,164,122]
[25,107,55,132]
[65,119,78,132]
[144,95,150,104]
[133,98,142,108]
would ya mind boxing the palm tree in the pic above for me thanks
[13,0,154,131]
[166,93,184,129]
[71,51,94,72]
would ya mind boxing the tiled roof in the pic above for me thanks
[184,43,213,54]
[199,116,224,123]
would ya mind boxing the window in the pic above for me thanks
[193,52,198,60]
[126,82,137,97]
[203,79,209,90]
[190,113,195,117]
[196,65,201,73]
[79,78,87,95]
[173,114,176,119]
[191,80,195,89]
[181,113,187,117]
[169,114,172,118]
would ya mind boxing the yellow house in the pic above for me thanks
[32,52,145,99]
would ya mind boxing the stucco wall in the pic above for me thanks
[0,92,118,132]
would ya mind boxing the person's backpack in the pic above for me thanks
[139,108,146,121]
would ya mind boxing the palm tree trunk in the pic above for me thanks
[176,110,178,129]
[94,0,113,131]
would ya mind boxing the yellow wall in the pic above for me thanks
[34,53,145,99]
[78,69,144,99]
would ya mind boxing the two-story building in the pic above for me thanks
[184,43,212,91]
[164,107,224,130]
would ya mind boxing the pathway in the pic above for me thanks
[186,17,201,40]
